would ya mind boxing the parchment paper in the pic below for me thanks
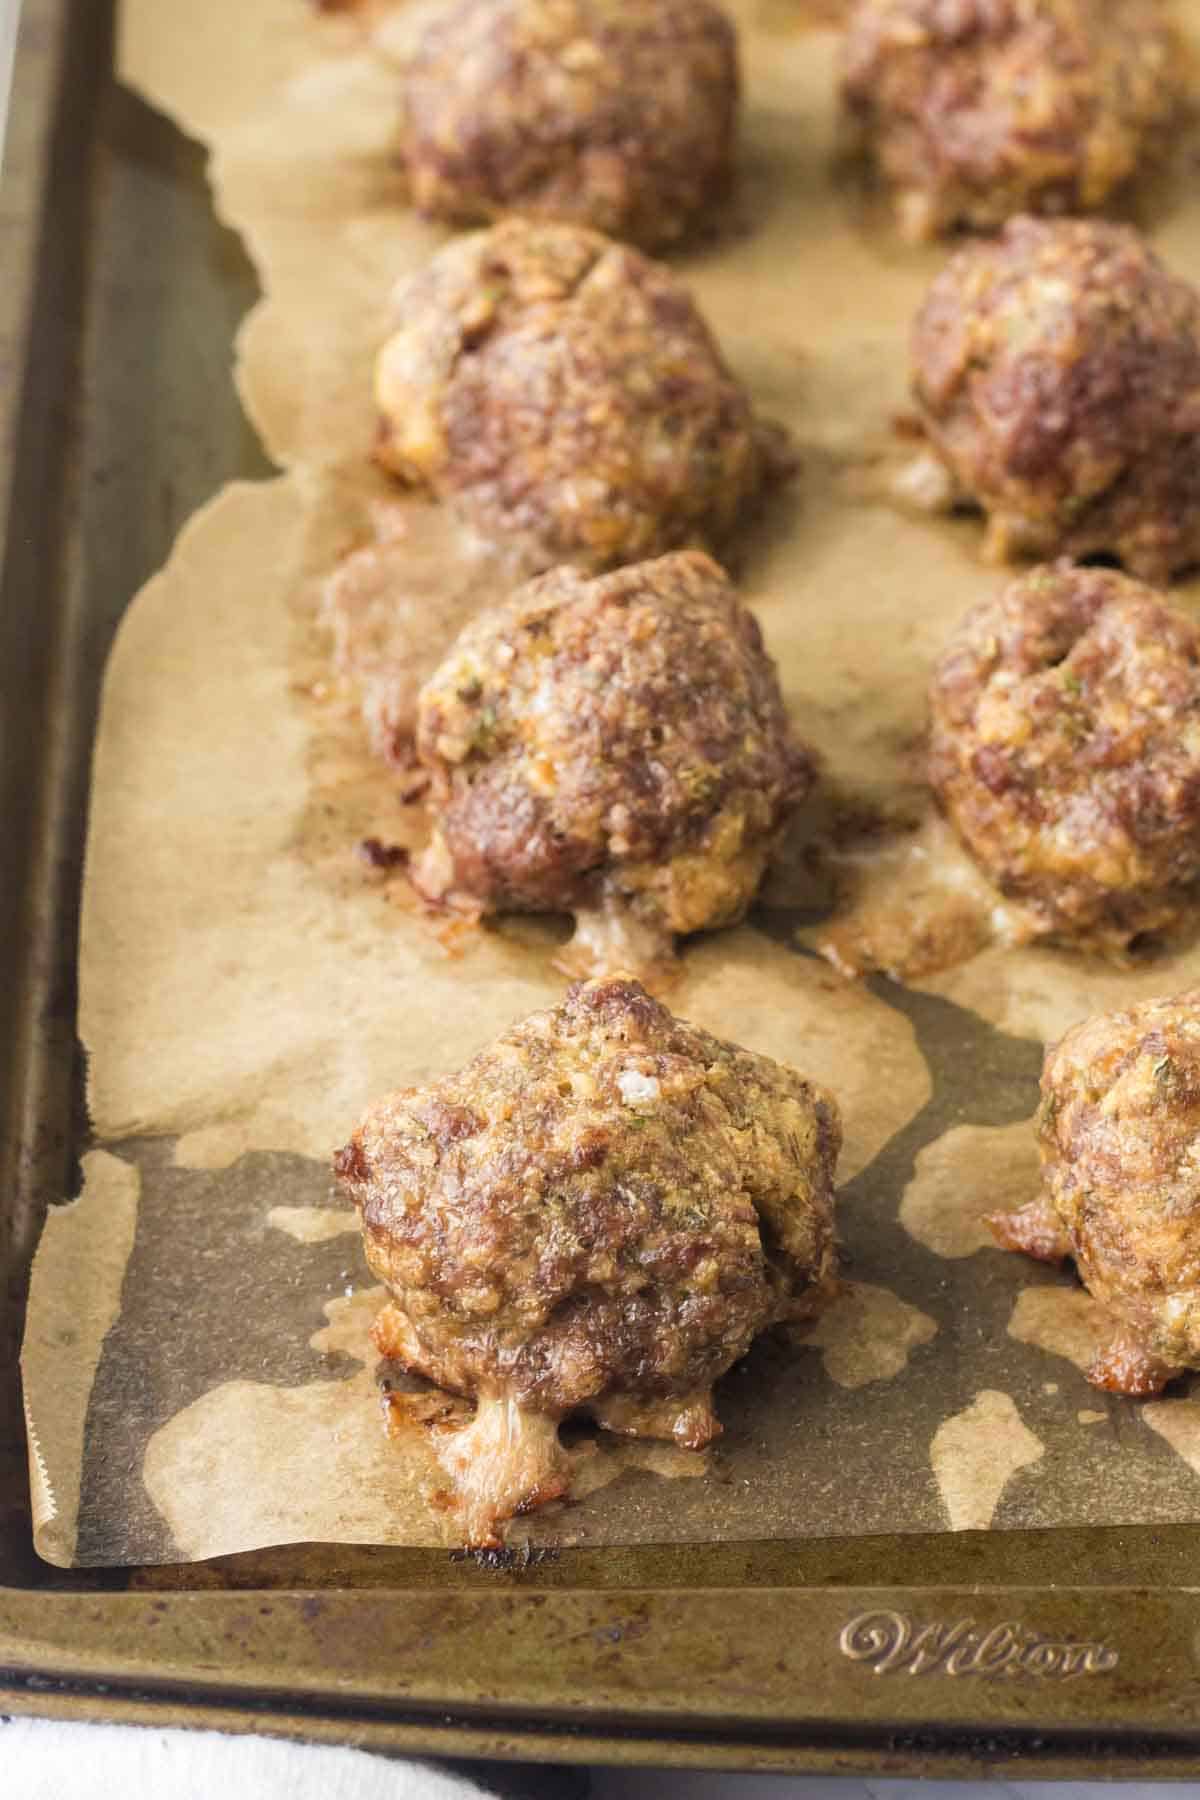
[21,0,1200,1566]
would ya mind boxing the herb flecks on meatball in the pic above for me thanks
[334,977,842,1545]
[991,990,1200,1397]
[911,217,1200,582]
[399,0,740,250]
[374,219,775,576]
[929,562,1200,952]
[412,550,816,974]
[842,0,1182,242]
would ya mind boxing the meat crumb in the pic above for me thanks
[357,837,411,871]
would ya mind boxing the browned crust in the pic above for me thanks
[1086,1331,1182,1397]
[399,0,740,249]
[911,216,1200,581]
[928,561,1200,947]
[413,550,816,943]
[1021,990,1200,1382]
[334,976,841,1419]
[374,218,774,575]
[987,1197,1071,1263]
[842,0,1185,240]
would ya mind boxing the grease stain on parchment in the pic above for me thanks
[570,1437,710,1505]
[267,1204,359,1243]
[930,1390,1044,1532]
[1008,1284,1108,1374]
[805,1281,938,1389]
[902,1121,1041,1260]
[921,929,1200,1051]
[84,479,573,1175]
[800,805,1015,984]
[21,1153,141,1566]
[143,1288,451,1556]
[1143,1399,1200,1476]
[143,1286,719,1560]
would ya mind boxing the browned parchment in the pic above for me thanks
[19,0,1200,1565]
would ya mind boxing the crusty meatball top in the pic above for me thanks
[929,563,1200,951]
[413,550,815,968]
[911,216,1200,582]
[335,977,841,1543]
[993,990,1200,1395]
[399,0,740,249]
[374,219,772,576]
[842,0,1182,241]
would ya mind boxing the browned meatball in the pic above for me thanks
[910,217,1200,582]
[374,219,773,575]
[412,550,815,971]
[398,0,739,249]
[841,0,1182,242]
[334,976,841,1544]
[929,562,1200,951]
[991,990,1200,1396]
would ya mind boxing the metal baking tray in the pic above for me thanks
[7,0,1200,1774]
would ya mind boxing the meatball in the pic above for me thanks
[412,550,816,971]
[398,0,739,249]
[334,976,841,1545]
[910,217,1200,582]
[841,0,1182,242]
[929,562,1200,951]
[991,989,1200,1397]
[374,219,773,575]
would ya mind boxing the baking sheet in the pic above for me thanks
[20,0,1200,1566]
